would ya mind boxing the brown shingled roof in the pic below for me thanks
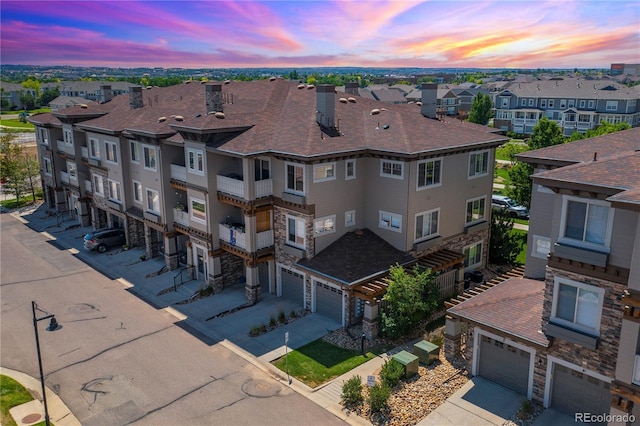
[448,277,549,347]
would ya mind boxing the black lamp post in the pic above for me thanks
[32,301,60,426]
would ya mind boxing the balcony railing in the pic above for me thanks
[173,208,189,227]
[217,175,244,198]
[256,229,274,249]
[60,171,70,184]
[81,146,89,159]
[84,179,92,193]
[171,164,187,182]
[219,223,247,249]
[255,179,273,198]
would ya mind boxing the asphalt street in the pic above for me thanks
[0,212,346,426]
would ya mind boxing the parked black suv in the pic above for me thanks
[83,228,126,253]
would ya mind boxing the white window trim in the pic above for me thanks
[89,138,100,159]
[345,159,356,180]
[313,162,337,183]
[187,148,205,176]
[606,100,618,111]
[379,210,402,233]
[345,210,356,227]
[558,195,614,251]
[129,141,139,164]
[550,276,604,336]
[531,234,551,260]
[132,180,143,204]
[63,129,73,145]
[285,162,305,196]
[107,179,121,202]
[416,158,443,190]
[463,241,483,270]
[146,188,160,214]
[43,158,52,176]
[468,151,489,179]
[105,141,118,165]
[380,160,404,180]
[286,215,306,248]
[92,175,104,195]
[142,144,157,172]
[190,197,206,224]
[314,214,336,236]
[414,208,440,243]
[465,196,486,225]
[39,129,49,145]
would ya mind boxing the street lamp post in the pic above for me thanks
[32,301,60,426]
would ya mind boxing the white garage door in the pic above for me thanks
[478,335,530,395]
[280,267,304,306]
[551,363,610,423]
[315,282,342,324]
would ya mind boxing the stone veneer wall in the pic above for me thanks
[542,266,625,379]
[220,252,244,289]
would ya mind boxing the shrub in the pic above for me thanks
[289,309,298,319]
[518,399,534,419]
[379,359,404,388]
[278,308,287,323]
[367,383,390,413]
[340,375,363,406]
[269,315,277,328]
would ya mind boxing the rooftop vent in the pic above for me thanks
[215,112,225,119]
[185,80,191,84]
[200,80,207,84]
[157,116,167,123]
[339,97,348,103]
[79,104,88,109]
[416,101,422,106]
[370,108,381,115]
[307,84,315,89]
[269,76,277,81]
[224,80,231,84]
[298,84,306,89]
[175,115,184,121]
[348,97,356,103]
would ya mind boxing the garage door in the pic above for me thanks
[280,267,304,306]
[258,262,270,294]
[551,363,610,422]
[315,282,342,324]
[478,335,530,395]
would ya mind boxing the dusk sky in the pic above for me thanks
[1,1,639,69]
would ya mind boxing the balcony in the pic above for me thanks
[255,179,273,198]
[84,179,92,193]
[173,207,189,227]
[217,174,244,198]
[219,223,274,251]
[81,146,89,159]
[170,164,187,182]
[60,171,70,184]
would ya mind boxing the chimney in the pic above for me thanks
[129,86,143,110]
[420,83,438,118]
[99,85,113,103]
[206,84,224,113]
[316,84,336,128]
[345,82,359,96]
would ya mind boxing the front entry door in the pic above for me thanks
[195,247,207,281]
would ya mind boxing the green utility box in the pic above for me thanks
[391,350,419,378]
[414,340,440,365]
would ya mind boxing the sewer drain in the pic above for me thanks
[22,413,42,424]
[241,379,281,398]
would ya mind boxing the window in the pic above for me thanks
[146,189,160,213]
[606,100,618,111]
[132,181,142,203]
[561,196,612,248]
[415,209,439,241]
[381,160,404,179]
[588,100,595,109]
[188,149,205,175]
[468,151,489,178]
[345,210,356,227]
[520,98,527,106]
[379,210,402,233]
[286,216,306,248]
[93,175,104,195]
[89,138,100,159]
[313,162,336,182]
[559,99,566,109]
[568,99,575,108]
[190,198,206,223]
[531,235,551,259]
[540,99,547,108]
[254,158,270,180]
[285,163,304,194]
[579,100,586,108]
[463,242,483,269]
[500,97,509,108]
[39,128,49,145]
[130,141,139,163]
[143,145,157,171]
[108,179,121,202]
[105,141,118,164]
[43,158,52,176]
[417,158,442,189]
[466,196,486,224]
[528,98,534,107]
[548,99,555,108]
[63,129,73,145]
[551,277,604,335]
[314,215,336,235]
[345,160,356,180]
[66,161,77,179]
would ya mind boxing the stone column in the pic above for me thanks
[362,301,379,339]
[245,261,260,305]
[211,255,223,292]
[444,316,462,360]
[164,234,179,270]
[78,199,91,226]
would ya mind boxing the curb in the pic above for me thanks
[0,367,82,426]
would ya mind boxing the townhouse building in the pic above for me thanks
[30,80,508,330]
[445,127,640,424]
[492,78,640,136]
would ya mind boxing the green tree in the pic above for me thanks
[506,161,534,210]
[528,117,565,150]
[0,134,40,202]
[39,87,60,106]
[380,264,439,339]
[468,93,493,125]
[489,208,525,265]
[569,121,632,141]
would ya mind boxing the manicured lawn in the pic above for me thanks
[513,218,529,226]
[511,228,528,265]
[0,194,42,210]
[272,339,380,388]
[0,118,35,130]
[0,375,34,426]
